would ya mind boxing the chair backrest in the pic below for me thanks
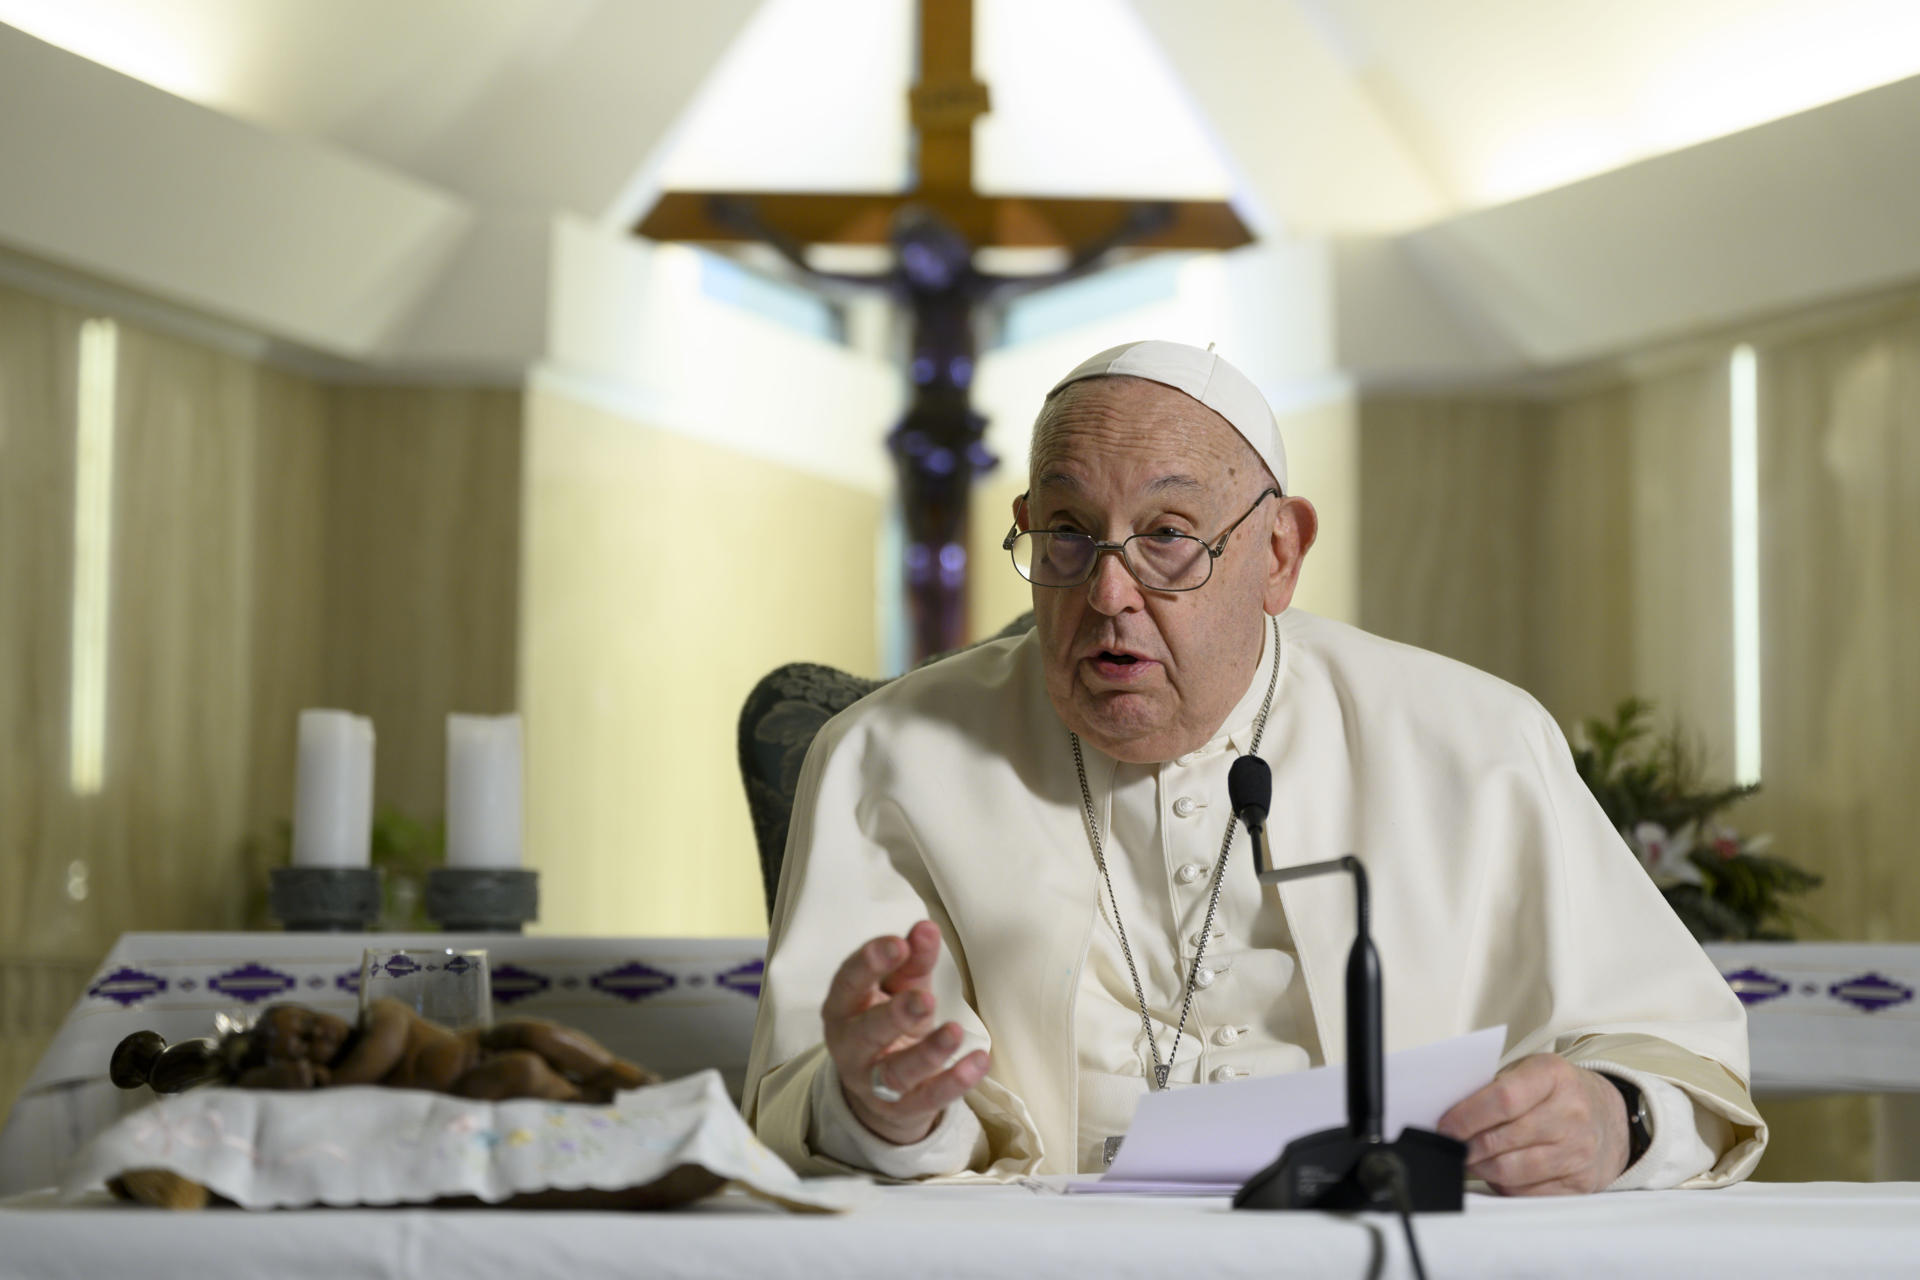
[736,614,1034,913]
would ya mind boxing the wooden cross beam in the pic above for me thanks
[634,0,1251,255]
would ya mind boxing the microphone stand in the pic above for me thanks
[1230,833,1465,1215]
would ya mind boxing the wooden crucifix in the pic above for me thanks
[635,0,1251,662]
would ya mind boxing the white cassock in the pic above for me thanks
[743,609,1768,1186]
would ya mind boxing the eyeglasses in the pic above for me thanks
[1003,488,1280,592]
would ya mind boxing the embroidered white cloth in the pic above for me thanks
[1703,942,1920,1093]
[60,1071,863,1212]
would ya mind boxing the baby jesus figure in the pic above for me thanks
[106,1002,677,1210]
[112,999,658,1103]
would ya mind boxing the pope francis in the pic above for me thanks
[743,340,1766,1193]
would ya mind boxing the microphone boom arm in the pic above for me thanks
[1258,857,1381,1144]
[1259,855,1368,930]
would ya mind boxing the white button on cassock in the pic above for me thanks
[1212,1066,1244,1082]
[1194,967,1216,988]
[1213,1025,1244,1046]
[1189,926,1224,947]
[1175,752,1198,767]
[1175,863,1205,885]
[1172,797,1197,818]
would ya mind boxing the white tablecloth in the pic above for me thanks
[0,933,764,1198]
[1704,942,1920,1094]
[4,1180,1917,1279]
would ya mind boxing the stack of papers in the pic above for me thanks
[1072,1026,1505,1195]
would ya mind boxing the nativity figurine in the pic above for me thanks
[110,999,657,1103]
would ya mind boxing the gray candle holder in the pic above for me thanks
[269,867,384,932]
[425,868,539,933]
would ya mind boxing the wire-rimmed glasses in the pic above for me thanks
[1003,488,1280,592]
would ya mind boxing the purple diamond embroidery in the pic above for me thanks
[491,964,551,1006]
[716,959,765,1000]
[1829,972,1915,1013]
[208,963,297,1004]
[335,969,361,995]
[89,966,167,1008]
[381,954,421,978]
[444,955,475,975]
[590,962,676,1003]
[1723,967,1789,1006]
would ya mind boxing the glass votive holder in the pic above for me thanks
[360,947,492,1031]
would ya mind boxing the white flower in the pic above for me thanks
[1628,820,1703,888]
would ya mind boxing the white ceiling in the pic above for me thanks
[1292,0,1920,208]
[5,0,1919,233]
[0,0,759,221]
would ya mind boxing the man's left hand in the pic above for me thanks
[1436,1054,1629,1195]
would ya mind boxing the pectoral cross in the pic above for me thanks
[635,0,1251,661]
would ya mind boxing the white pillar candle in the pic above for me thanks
[446,713,523,869]
[291,710,375,869]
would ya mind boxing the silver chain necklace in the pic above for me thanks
[1070,616,1282,1090]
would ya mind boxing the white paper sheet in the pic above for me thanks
[1071,1026,1506,1195]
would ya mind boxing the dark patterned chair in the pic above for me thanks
[737,613,1034,913]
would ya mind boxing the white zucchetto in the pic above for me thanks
[1047,340,1288,492]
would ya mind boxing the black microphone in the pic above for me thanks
[1228,756,1273,878]
[1233,852,1465,1218]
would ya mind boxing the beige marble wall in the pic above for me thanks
[1622,363,1737,769]
[324,386,523,816]
[1354,367,1731,753]
[1357,396,1544,691]
[519,387,882,938]
[1527,384,1634,730]
[243,368,333,853]
[0,278,522,1113]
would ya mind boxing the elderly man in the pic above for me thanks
[744,341,1765,1192]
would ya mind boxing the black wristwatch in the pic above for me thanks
[1606,1075,1653,1171]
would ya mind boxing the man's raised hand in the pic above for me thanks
[821,921,991,1145]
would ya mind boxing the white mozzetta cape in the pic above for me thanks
[744,610,1766,1184]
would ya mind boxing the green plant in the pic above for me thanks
[369,809,443,931]
[1572,698,1821,942]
